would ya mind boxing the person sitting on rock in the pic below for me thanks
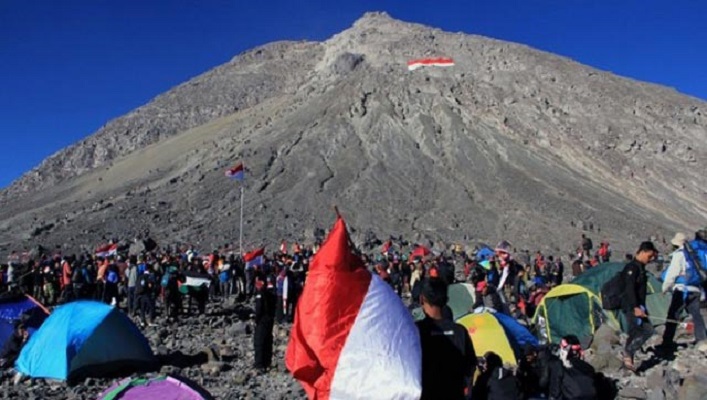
[548,335,597,400]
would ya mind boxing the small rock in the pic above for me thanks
[619,386,646,399]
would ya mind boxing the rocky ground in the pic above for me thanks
[3,295,707,399]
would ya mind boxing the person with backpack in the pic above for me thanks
[548,335,597,400]
[620,241,658,372]
[136,267,157,327]
[661,231,707,349]
[416,278,476,400]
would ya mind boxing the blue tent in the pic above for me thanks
[476,246,495,262]
[0,294,48,346]
[16,301,156,381]
[493,311,539,349]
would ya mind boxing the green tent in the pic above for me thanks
[572,262,671,329]
[412,282,476,321]
[532,284,617,344]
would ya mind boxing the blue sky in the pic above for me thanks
[1,0,705,188]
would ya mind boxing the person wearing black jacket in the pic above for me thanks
[472,351,521,400]
[621,241,658,372]
[416,278,476,400]
[253,273,277,372]
[548,335,597,400]
[518,344,550,398]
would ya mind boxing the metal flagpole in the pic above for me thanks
[239,184,244,257]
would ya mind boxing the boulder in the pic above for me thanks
[678,374,707,400]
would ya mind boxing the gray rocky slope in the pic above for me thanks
[1,12,706,256]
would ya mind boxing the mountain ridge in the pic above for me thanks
[1,12,705,257]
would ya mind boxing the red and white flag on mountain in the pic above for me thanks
[286,214,421,399]
[407,57,455,71]
[280,241,287,254]
[95,243,118,258]
[243,247,264,269]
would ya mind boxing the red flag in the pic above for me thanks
[280,241,288,254]
[243,248,264,268]
[410,245,431,259]
[286,216,421,399]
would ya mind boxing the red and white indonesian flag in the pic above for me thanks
[244,247,264,269]
[95,243,118,258]
[280,241,288,254]
[286,216,421,399]
[407,57,455,71]
[225,162,245,181]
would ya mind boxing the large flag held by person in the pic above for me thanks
[225,163,245,181]
[95,244,118,258]
[286,214,421,399]
[243,248,264,269]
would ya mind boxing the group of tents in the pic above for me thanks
[0,295,213,398]
[411,262,672,367]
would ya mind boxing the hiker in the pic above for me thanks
[164,266,185,321]
[621,241,658,372]
[518,344,550,399]
[126,256,138,315]
[661,231,707,348]
[416,278,476,400]
[103,257,121,306]
[598,242,611,263]
[60,256,73,303]
[0,322,28,369]
[580,234,593,261]
[473,280,505,312]
[136,267,157,327]
[253,274,276,372]
[495,241,520,301]
[548,335,597,400]
[472,351,521,400]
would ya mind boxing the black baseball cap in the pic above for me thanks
[637,241,658,253]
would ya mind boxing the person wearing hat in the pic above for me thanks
[621,241,659,372]
[660,232,707,349]
[547,335,597,400]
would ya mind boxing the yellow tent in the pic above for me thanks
[457,312,517,366]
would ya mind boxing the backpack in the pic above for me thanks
[598,244,608,258]
[161,273,170,288]
[686,240,707,280]
[600,270,624,310]
[582,237,593,251]
[106,268,119,284]
[72,267,84,284]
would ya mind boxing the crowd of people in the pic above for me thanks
[1,226,706,399]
